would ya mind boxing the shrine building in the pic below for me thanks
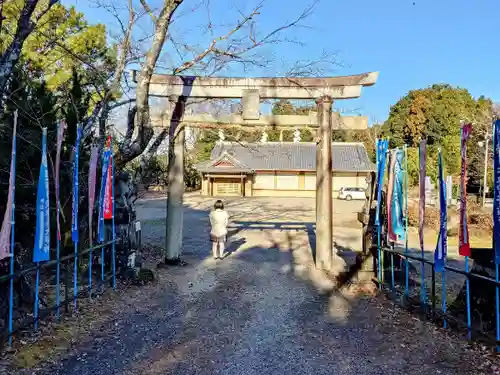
[195,141,375,197]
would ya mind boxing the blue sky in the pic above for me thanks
[64,0,500,124]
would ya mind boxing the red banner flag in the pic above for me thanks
[459,123,472,257]
[103,137,113,220]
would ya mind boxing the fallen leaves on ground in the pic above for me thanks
[367,294,500,375]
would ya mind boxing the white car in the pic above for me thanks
[338,187,366,201]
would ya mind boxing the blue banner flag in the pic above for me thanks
[434,150,448,272]
[375,139,389,226]
[97,147,111,243]
[493,120,500,264]
[33,129,50,262]
[392,149,405,239]
[71,127,82,243]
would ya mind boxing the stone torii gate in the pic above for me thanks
[135,71,379,270]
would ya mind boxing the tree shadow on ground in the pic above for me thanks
[5,201,493,375]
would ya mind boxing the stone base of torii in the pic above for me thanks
[134,71,379,273]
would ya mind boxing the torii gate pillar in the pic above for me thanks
[164,95,186,265]
[315,96,334,270]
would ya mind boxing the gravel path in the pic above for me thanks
[14,196,494,375]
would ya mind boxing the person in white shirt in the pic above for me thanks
[209,200,229,259]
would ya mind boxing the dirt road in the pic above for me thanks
[10,195,493,375]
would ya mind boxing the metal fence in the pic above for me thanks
[0,238,125,347]
[377,246,500,350]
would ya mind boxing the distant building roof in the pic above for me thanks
[196,141,376,173]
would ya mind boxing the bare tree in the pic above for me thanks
[95,0,336,170]
[2,0,337,171]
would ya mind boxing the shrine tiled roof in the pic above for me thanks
[195,141,376,172]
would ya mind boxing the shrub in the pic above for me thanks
[448,227,458,237]
[407,202,441,227]
[406,197,493,234]
[469,211,493,231]
[466,195,481,210]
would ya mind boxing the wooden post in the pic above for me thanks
[165,95,186,265]
[315,96,333,270]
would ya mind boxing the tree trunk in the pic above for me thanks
[114,0,183,170]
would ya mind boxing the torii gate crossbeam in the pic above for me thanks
[150,113,369,130]
[139,71,378,99]
[134,71,379,272]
